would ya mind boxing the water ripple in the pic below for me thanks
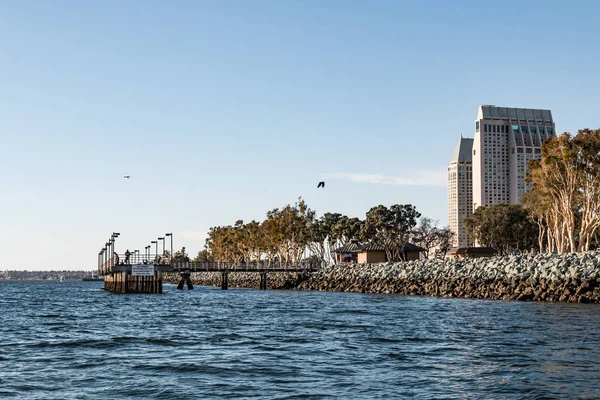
[1,280,600,398]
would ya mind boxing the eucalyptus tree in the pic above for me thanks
[525,129,600,252]
[307,217,329,265]
[265,198,316,263]
[205,225,239,262]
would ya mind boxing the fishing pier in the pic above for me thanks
[98,232,317,294]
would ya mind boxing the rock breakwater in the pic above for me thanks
[165,271,305,290]
[165,252,600,303]
[299,251,600,303]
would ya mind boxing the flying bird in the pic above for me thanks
[317,181,325,188]
[123,176,131,179]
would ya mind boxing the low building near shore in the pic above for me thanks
[448,246,497,259]
[333,241,425,263]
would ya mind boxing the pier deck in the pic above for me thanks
[99,251,317,293]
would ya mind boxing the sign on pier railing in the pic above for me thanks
[132,264,155,276]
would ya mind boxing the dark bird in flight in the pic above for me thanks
[123,176,131,179]
[317,181,325,188]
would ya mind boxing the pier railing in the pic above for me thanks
[172,260,319,273]
[99,253,170,275]
[99,252,321,276]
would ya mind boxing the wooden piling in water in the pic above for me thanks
[102,265,169,294]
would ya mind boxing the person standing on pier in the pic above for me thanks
[125,249,131,264]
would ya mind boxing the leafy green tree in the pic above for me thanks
[334,216,363,246]
[360,204,421,261]
[193,249,212,262]
[173,246,190,262]
[463,204,538,255]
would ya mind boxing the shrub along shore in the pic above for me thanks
[168,251,600,303]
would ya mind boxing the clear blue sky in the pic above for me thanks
[1,1,599,270]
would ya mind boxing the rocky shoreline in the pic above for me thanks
[167,251,600,303]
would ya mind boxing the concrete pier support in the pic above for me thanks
[260,272,267,290]
[103,267,167,294]
[221,271,229,290]
[177,272,193,290]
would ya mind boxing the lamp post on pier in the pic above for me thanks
[151,241,157,263]
[112,232,120,257]
[145,245,150,262]
[110,238,116,266]
[158,237,165,261]
[165,233,173,263]
[106,241,111,267]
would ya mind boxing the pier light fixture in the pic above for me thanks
[158,237,165,259]
[165,233,173,263]
[111,234,118,259]
[151,241,158,260]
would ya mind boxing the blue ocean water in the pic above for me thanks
[1,280,599,399]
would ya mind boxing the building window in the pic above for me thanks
[476,121,480,132]
[473,150,476,155]
[484,124,488,133]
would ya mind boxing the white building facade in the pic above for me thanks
[472,105,555,210]
[448,137,474,247]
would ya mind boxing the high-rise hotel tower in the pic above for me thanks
[448,137,474,247]
[448,105,556,247]
[472,105,555,209]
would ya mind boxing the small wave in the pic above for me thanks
[31,339,114,349]
[133,362,220,374]
[387,352,408,360]
[39,314,62,318]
